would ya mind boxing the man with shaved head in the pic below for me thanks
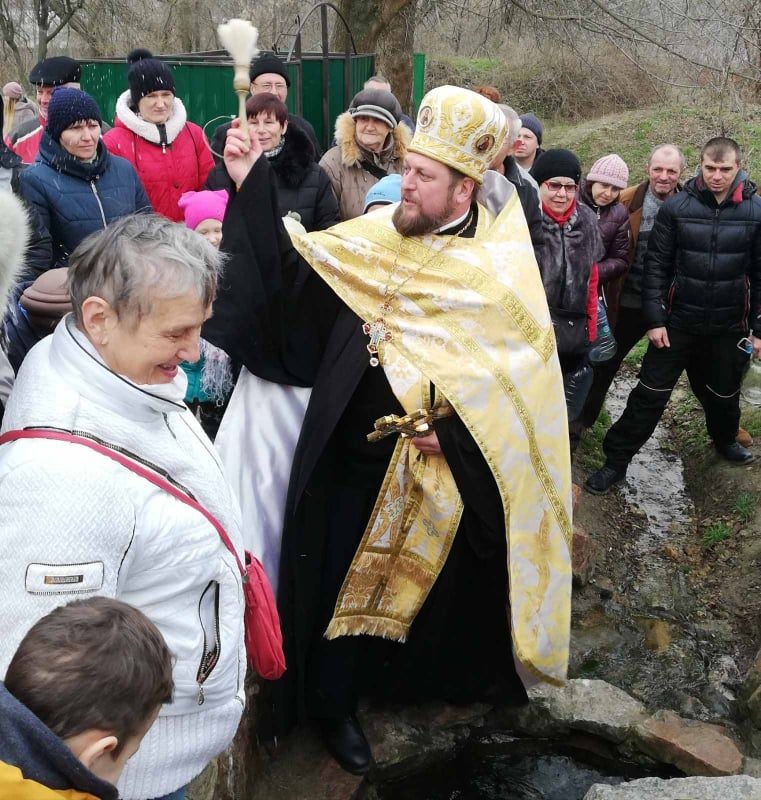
[581,144,685,430]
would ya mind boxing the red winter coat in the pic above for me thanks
[103,92,213,221]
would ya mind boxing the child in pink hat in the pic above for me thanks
[177,189,229,248]
[178,189,233,439]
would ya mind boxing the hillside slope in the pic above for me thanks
[547,104,761,184]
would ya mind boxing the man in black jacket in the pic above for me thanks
[586,137,761,493]
[210,52,320,164]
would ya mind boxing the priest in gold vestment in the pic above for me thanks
[204,86,573,775]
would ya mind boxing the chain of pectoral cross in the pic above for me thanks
[363,210,474,367]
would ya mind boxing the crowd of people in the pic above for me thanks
[0,51,759,800]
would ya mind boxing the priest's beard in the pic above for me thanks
[392,188,458,237]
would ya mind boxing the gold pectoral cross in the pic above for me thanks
[362,318,392,367]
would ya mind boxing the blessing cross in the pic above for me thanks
[362,318,392,367]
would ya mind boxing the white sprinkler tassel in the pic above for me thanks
[218,19,260,139]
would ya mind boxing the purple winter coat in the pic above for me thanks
[579,180,631,287]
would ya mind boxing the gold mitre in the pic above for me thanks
[408,85,507,184]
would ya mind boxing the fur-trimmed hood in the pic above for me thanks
[0,192,29,319]
[333,110,410,168]
[114,89,188,145]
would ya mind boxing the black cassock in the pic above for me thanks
[204,158,527,736]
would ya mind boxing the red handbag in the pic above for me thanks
[0,428,286,680]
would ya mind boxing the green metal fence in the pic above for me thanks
[81,52,425,151]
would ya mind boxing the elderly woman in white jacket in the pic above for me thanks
[0,214,245,800]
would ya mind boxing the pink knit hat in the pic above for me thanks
[587,154,629,190]
[2,81,23,100]
[177,190,229,231]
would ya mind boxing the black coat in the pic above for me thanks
[204,158,527,735]
[210,112,321,166]
[502,155,545,265]
[643,175,761,335]
[206,124,338,232]
[579,180,630,286]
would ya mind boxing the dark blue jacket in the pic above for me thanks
[19,132,151,269]
[0,682,118,799]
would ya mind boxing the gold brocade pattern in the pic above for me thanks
[290,193,573,685]
[410,86,508,183]
[325,349,465,643]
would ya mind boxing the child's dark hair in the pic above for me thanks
[5,597,174,755]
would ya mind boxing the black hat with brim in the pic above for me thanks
[29,56,81,87]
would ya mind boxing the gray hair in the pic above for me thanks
[67,213,224,325]
[364,74,391,90]
[497,103,521,148]
[648,143,686,171]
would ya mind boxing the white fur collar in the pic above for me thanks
[0,192,28,319]
[115,90,188,145]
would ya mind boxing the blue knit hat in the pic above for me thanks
[519,113,543,146]
[363,174,402,212]
[46,87,102,142]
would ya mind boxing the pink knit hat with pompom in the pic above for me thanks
[177,190,229,231]
[587,154,629,189]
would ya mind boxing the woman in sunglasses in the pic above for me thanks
[532,148,604,440]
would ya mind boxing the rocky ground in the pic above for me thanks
[572,366,761,747]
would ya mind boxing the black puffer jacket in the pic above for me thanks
[643,174,761,335]
[579,180,630,286]
[206,123,338,232]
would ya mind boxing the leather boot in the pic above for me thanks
[318,714,372,775]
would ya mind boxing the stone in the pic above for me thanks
[662,543,683,562]
[363,703,480,776]
[740,647,761,714]
[638,618,671,654]
[495,679,648,744]
[632,709,743,777]
[746,685,761,729]
[583,775,761,799]
[573,524,597,587]
[742,756,761,778]
[595,576,615,599]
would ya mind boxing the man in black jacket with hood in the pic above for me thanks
[586,136,761,493]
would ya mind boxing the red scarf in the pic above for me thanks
[542,196,577,225]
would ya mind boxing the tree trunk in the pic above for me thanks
[36,0,50,62]
[177,0,201,53]
[331,0,417,114]
[375,0,417,112]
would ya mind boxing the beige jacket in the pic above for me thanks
[319,111,410,221]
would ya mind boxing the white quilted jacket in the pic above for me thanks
[0,316,246,800]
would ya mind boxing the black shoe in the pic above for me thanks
[715,441,755,465]
[319,714,372,775]
[584,464,626,495]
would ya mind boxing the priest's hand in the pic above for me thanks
[413,432,442,456]
[224,119,263,186]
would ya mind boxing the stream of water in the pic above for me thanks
[608,374,695,549]
[572,371,726,714]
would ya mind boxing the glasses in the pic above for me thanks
[254,82,287,92]
[545,181,578,194]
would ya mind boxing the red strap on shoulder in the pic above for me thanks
[0,429,246,577]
